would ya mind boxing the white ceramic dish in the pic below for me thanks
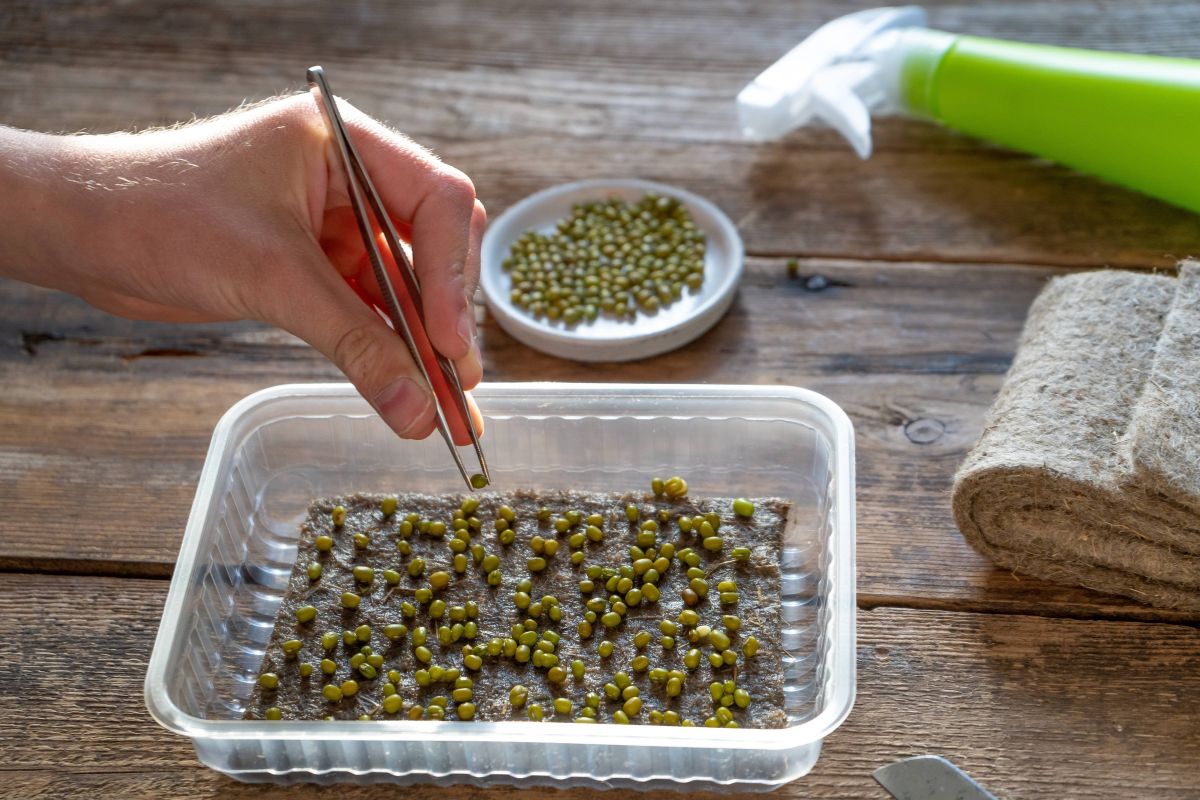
[479,179,744,362]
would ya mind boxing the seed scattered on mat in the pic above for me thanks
[246,487,788,725]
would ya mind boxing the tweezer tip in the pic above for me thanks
[474,451,491,484]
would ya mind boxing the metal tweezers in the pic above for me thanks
[307,66,489,490]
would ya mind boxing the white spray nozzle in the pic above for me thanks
[737,5,929,157]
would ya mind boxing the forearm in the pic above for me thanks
[0,127,109,290]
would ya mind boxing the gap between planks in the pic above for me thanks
[742,250,1186,273]
[858,592,1200,628]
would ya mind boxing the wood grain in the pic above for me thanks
[3,2,1199,795]
[3,574,1197,799]
[2,0,1197,268]
[4,256,1197,620]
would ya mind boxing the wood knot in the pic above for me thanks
[786,271,850,291]
[803,274,830,292]
[904,417,945,445]
[21,331,63,356]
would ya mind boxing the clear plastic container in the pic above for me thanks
[145,382,856,791]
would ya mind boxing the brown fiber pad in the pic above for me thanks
[953,261,1200,610]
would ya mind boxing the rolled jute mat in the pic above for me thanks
[953,260,1200,611]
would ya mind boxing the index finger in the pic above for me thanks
[333,98,480,363]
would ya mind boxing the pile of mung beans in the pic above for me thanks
[503,194,706,324]
[256,477,769,727]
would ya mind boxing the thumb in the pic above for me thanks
[268,256,437,440]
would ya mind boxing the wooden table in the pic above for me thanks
[3,2,1198,798]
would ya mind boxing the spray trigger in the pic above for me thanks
[736,5,928,157]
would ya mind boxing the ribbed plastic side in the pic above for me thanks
[152,385,852,790]
[192,736,821,791]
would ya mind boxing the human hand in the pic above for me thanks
[0,91,484,440]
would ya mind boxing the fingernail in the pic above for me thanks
[463,338,483,377]
[374,377,432,437]
[457,305,476,351]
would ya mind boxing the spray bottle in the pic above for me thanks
[737,6,1200,214]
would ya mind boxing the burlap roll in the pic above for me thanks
[953,261,1200,610]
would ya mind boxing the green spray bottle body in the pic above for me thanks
[737,6,1200,214]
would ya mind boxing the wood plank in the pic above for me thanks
[7,0,1199,137]
[457,138,1198,270]
[5,0,1198,94]
[2,574,1197,799]
[2,1,1197,268]
[3,257,1197,621]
